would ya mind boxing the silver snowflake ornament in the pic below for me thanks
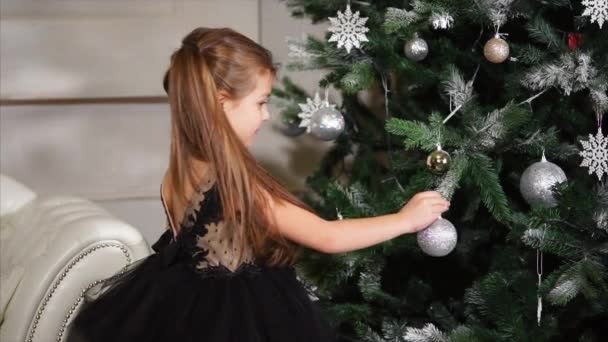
[582,0,607,29]
[328,5,369,53]
[580,127,608,180]
[297,91,336,133]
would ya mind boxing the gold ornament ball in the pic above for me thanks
[426,149,451,174]
[483,37,509,63]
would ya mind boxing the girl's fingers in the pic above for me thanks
[424,192,450,204]
[420,191,444,199]
[430,199,450,207]
[432,203,450,213]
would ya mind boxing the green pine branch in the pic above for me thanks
[465,153,511,224]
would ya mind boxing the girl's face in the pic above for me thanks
[220,71,273,147]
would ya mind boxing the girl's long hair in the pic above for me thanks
[163,27,314,267]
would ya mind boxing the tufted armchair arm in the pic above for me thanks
[0,174,151,342]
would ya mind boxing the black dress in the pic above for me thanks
[66,170,337,342]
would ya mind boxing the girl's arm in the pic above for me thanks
[264,191,450,254]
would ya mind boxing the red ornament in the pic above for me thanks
[567,32,582,50]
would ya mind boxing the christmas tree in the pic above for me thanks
[272,0,608,341]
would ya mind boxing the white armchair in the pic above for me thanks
[0,174,151,342]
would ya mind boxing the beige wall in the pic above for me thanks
[0,0,259,99]
[0,0,332,244]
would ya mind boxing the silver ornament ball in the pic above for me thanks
[404,37,429,62]
[417,217,458,257]
[310,106,345,141]
[519,158,567,208]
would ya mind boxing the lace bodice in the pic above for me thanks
[159,168,256,274]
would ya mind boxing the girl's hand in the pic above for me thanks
[398,191,450,233]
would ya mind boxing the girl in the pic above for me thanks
[66,27,450,342]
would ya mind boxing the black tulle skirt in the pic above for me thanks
[66,234,337,342]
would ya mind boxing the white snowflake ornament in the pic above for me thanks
[297,91,336,133]
[580,127,608,180]
[328,5,370,53]
[582,0,607,29]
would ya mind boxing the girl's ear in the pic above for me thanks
[217,91,235,114]
[217,90,229,105]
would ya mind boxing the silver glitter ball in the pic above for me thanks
[417,217,457,257]
[310,106,345,141]
[404,37,429,62]
[520,157,567,207]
